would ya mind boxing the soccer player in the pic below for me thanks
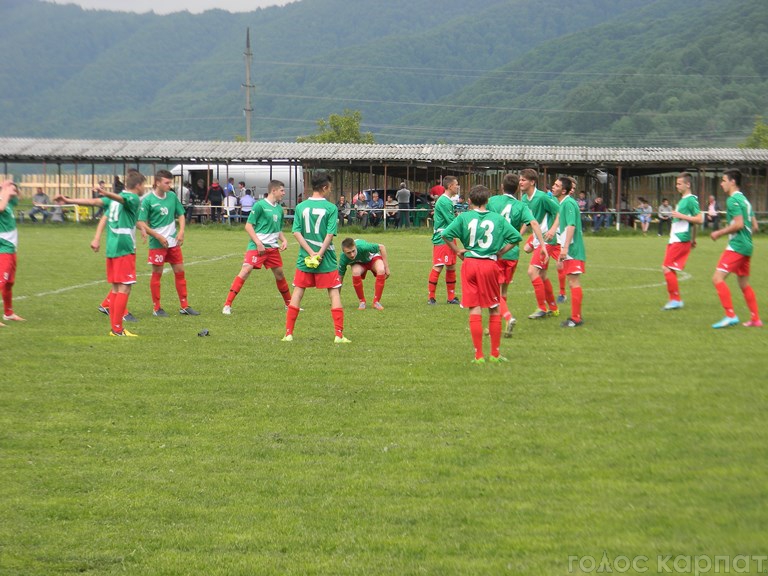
[137,169,199,317]
[338,237,390,310]
[710,168,761,328]
[520,168,561,319]
[92,214,138,323]
[223,180,291,315]
[55,169,144,336]
[0,180,25,325]
[283,171,349,343]
[428,175,461,305]
[553,177,586,327]
[661,171,702,310]
[487,172,547,336]
[442,184,522,363]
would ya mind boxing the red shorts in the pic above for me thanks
[562,259,585,275]
[293,269,342,289]
[0,253,17,287]
[353,255,382,279]
[461,258,501,308]
[531,243,560,270]
[106,254,137,285]
[244,247,283,269]
[663,242,692,271]
[496,259,519,285]
[432,243,457,267]
[148,245,183,266]
[716,250,751,276]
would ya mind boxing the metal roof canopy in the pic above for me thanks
[2,138,768,174]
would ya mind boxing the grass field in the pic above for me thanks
[1,222,766,575]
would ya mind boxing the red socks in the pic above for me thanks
[664,270,680,301]
[742,285,760,321]
[175,271,189,308]
[331,307,344,337]
[111,291,128,333]
[276,277,291,306]
[715,281,735,317]
[544,278,557,311]
[469,313,484,360]
[225,275,246,306]
[374,274,386,303]
[446,269,457,300]
[285,304,300,336]
[150,271,163,310]
[571,286,583,322]
[352,275,366,302]
[489,315,501,358]
[532,277,546,311]
[428,269,440,299]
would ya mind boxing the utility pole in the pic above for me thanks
[243,28,254,142]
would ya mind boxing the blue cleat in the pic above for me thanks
[663,300,684,310]
[712,316,739,329]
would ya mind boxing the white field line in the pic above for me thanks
[15,252,241,301]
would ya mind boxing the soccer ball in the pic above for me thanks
[304,255,320,268]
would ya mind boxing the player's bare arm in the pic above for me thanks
[176,215,186,247]
[245,222,265,252]
[711,214,743,241]
[379,244,391,277]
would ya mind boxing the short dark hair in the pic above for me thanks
[469,185,490,207]
[125,169,146,190]
[268,180,285,192]
[155,169,173,181]
[520,168,538,184]
[723,168,742,187]
[341,237,356,249]
[442,175,458,188]
[677,172,692,186]
[311,171,332,191]
[557,177,573,193]
[502,173,519,194]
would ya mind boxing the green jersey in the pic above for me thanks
[138,191,185,249]
[292,197,339,273]
[246,199,284,249]
[431,194,457,245]
[669,194,700,244]
[442,209,521,260]
[104,192,140,258]
[0,196,19,254]
[725,191,754,257]
[487,193,534,261]
[522,189,559,245]
[338,239,381,279]
[558,195,586,262]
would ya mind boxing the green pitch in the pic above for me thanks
[1,224,766,575]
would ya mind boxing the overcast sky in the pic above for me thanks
[45,0,294,15]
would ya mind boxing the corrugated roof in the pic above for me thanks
[1,137,767,167]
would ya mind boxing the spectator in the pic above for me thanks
[206,181,224,222]
[704,195,720,230]
[224,177,236,198]
[396,182,411,228]
[591,196,607,232]
[222,191,239,221]
[28,187,51,223]
[577,191,588,212]
[236,181,249,200]
[239,189,255,218]
[429,179,445,201]
[367,191,384,228]
[385,195,399,227]
[636,197,653,235]
[354,194,369,227]
[337,194,351,226]
[657,198,673,236]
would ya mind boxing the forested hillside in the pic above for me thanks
[0,0,765,146]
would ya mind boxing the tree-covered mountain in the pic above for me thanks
[0,0,765,146]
